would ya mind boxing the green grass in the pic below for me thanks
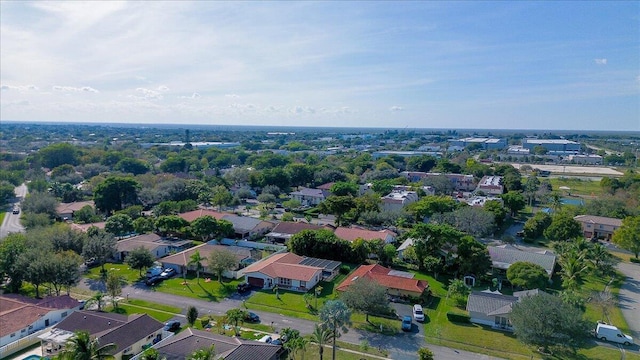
[107,303,176,322]
[547,177,604,197]
[0,211,5,225]
[126,298,182,314]
[86,263,144,283]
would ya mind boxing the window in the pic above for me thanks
[300,281,306,288]
[29,325,33,330]
[61,312,68,317]
[10,333,15,337]
[279,278,291,286]
[21,329,26,333]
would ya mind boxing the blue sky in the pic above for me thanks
[1,1,638,131]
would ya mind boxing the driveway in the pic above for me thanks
[0,183,27,239]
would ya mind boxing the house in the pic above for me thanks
[336,264,429,298]
[56,201,95,221]
[488,245,556,278]
[400,172,476,192]
[160,243,252,278]
[396,238,414,260]
[178,209,228,222]
[381,189,419,212]
[0,295,82,355]
[466,289,545,330]
[334,226,397,244]
[242,252,331,292]
[573,215,623,240]
[153,328,282,360]
[114,233,192,261]
[38,310,164,360]
[476,176,504,195]
[221,214,275,240]
[69,221,106,233]
[264,221,325,243]
[289,187,327,206]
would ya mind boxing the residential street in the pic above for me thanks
[0,183,27,239]
[617,261,640,340]
[77,278,505,359]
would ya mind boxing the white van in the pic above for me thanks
[413,304,425,322]
[596,323,633,345]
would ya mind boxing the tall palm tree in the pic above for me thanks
[57,330,116,360]
[310,324,334,360]
[558,251,591,290]
[225,308,248,336]
[139,348,165,360]
[85,292,106,312]
[318,300,352,360]
[187,345,215,360]
[188,250,207,283]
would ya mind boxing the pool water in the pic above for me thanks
[561,198,584,206]
[22,355,41,360]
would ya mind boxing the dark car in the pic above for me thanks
[245,312,260,323]
[145,276,163,286]
[271,338,283,345]
[12,208,20,215]
[164,320,180,332]
[401,316,412,332]
[237,283,252,293]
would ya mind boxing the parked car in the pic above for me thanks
[245,312,260,323]
[401,316,412,331]
[258,335,272,343]
[146,266,163,279]
[237,283,252,293]
[413,304,425,322]
[164,320,181,332]
[84,257,98,268]
[271,338,283,345]
[145,276,163,286]
[12,208,20,214]
[159,268,176,279]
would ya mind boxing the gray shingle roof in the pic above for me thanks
[466,291,518,316]
[488,245,556,275]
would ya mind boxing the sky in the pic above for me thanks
[1,1,639,131]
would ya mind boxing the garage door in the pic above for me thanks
[247,277,264,288]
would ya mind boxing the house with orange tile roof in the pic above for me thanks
[264,221,326,243]
[333,226,397,244]
[0,294,82,354]
[336,264,429,298]
[178,209,229,222]
[241,252,339,292]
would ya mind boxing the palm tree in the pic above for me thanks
[287,336,308,360]
[188,250,207,283]
[85,292,106,312]
[558,251,591,290]
[187,345,215,360]
[310,324,334,360]
[225,308,248,336]
[139,348,165,360]
[318,300,352,360]
[57,330,116,360]
[549,192,562,212]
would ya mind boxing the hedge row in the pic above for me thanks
[446,311,471,323]
[630,258,640,264]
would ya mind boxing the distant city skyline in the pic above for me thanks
[1,1,638,131]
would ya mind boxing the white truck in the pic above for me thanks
[595,323,633,345]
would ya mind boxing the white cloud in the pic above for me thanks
[52,85,99,93]
[594,58,607,65]
[225,94,240,99]
[178,92,201,99]
[157,85,170,91]
[133,87,163,100]
[389,106,404,111]
[1,84,40,92]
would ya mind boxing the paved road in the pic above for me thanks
[77,278,504,359]
[617,262,640,340]
[0,183,27,239]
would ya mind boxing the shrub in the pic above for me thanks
[630,258,640,264]
[200,317,210,328]
[446,311,471,323]
[339,265,351,275]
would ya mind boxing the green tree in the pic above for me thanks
[0,233,27,292]
[22,191,58,217]
[74,205,101,224]
[38,143,80,169]
[329,182,358,197]
[456,236,491,277]
[104,214,134,238]
[58,330,116,360]
[557,251,591,290]
[125,246,155,277]
[523,212,552,240]
[50,250,83,296]
[340,278,391,323]
[16,245,50,298]
[310,324,334,360]
[422,255,443,279]
[190,215,219,241]
[94,176,140,214]
[225,308,248,336]
[207,249,238,282]
[543,214,582,241]
[114,158,149,175]
[612,216,640,258]
[483,200,507,228]
[410,223,462,271]
[188,250,207,283]
[187,345,215,360]
[211,185,232,210]
[408,195,458,221]
[506,262,548,290]
[133,217,155,234]
[319,300,352,360]
[447,278,469,307]
[501,191,526,217]
[187,306,199,327]
[510,293,589,352]
[105,272,124,309]
[317,196,356,226]
[155,215,189,237]
[85,292,106,312]
[139,348,165,360]
[83,230,117,273]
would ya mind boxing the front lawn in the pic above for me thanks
[547,177,604,197]
[86,263,143,283]
[108,303,176,322]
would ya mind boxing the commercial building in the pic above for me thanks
[450,137,507,150]
[476,176,504,195]
[522,139,580,154]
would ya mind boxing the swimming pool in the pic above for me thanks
[561,198,584,206]
[22,355,41,360]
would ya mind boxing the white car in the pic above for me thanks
[413,304,425,322]
[159,268,176,279]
